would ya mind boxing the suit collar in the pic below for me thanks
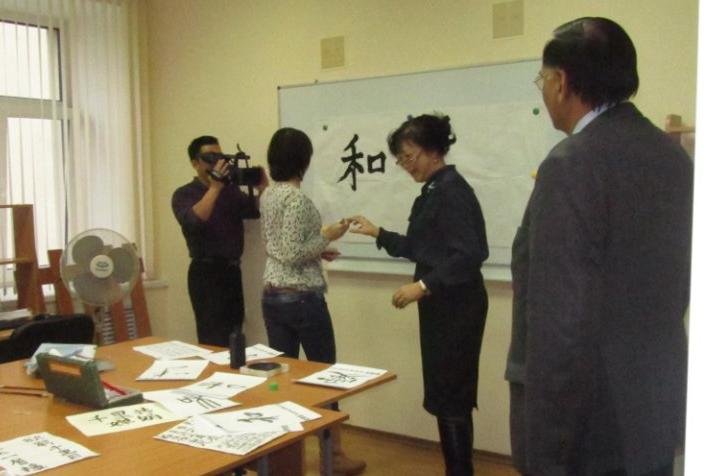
[572,104,612,134]
[422,164,455,194]
[585,101,640,129]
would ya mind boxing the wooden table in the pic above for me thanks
[0,336,396,475]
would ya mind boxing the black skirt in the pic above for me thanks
[416,280,488,417]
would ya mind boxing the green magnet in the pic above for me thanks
[533,107,540,115]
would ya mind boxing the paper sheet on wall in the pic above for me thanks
[445,102,550,264]
[301,102,562,265]
[302,112,418,243]
[0,432,97,475]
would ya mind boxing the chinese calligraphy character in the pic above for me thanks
[337,134,386,191]
[238,412,278,424]
[367,151,386,174]
[89,414,108,424]
[108,410,133,427]
[317,370,358,385]
[134,406,164,422]
[177,393,223,410]
[157,365,190,378]
[337,134,364,191]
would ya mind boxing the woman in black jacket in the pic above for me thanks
[350,113,488,476]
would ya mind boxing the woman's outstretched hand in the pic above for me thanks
[348,215,379,238]
[321,218,351,241]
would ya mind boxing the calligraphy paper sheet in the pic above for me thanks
[201,350,230,366]
[142,389,240,418]
[202,401,321,433]
[296,363,387,389]
[181,372,266,398]
[155,402,321,456]
[136,359,209,380]
[142,372,266,417]
[245,344,284,361]
[0,432,97,475]
[133,340,213,360]
[155,417,286,456]
[201,344,284,366]
[66,402,181,436]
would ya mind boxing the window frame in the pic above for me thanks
[1,15,69,294]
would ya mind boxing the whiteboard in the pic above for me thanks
[278,59,565,279]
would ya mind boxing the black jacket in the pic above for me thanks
[377,165,488,293]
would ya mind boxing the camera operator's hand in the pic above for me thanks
[255,166,269,194]
[192,158,227,222]
[321,218,351,241]
[207,159,229,191]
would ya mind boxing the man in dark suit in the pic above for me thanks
[506,17,692,476]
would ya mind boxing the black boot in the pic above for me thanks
[437,414,474,476]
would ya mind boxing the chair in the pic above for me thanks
[0,314,95,364]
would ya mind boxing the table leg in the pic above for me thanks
[247,440,305,475]
[256,456,269,475]
[320,428,333,476]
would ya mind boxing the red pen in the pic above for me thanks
[102,380,127,396]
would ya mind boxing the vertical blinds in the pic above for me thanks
[0,0,144,298]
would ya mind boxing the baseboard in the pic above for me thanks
[340,423,514,465]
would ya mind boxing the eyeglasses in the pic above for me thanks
[395,150,422,167]
[534,71,551,91]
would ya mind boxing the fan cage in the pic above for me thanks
[96,300,140,345]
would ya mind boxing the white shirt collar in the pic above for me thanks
[572,103,612,134]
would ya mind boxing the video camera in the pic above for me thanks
[199,144,262,187]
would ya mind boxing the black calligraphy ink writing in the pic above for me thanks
[317,370,359,385]
[337,134,386,191]
[237,411,278,424]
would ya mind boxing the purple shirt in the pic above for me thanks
[171,178,260,260]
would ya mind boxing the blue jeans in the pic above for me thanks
[261,290,336,364]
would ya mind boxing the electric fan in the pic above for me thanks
[59,229,140,338]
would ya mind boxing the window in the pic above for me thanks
[0,1,145,300]
[6,118,66,251]
[0,21,60,100]
[1,20,65,276]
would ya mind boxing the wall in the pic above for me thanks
[142,0,698,454]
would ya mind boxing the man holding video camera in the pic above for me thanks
[172,135,268,347]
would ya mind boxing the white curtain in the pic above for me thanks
[0,0,143,276]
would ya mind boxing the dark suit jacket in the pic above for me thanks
[506,103,692,475]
